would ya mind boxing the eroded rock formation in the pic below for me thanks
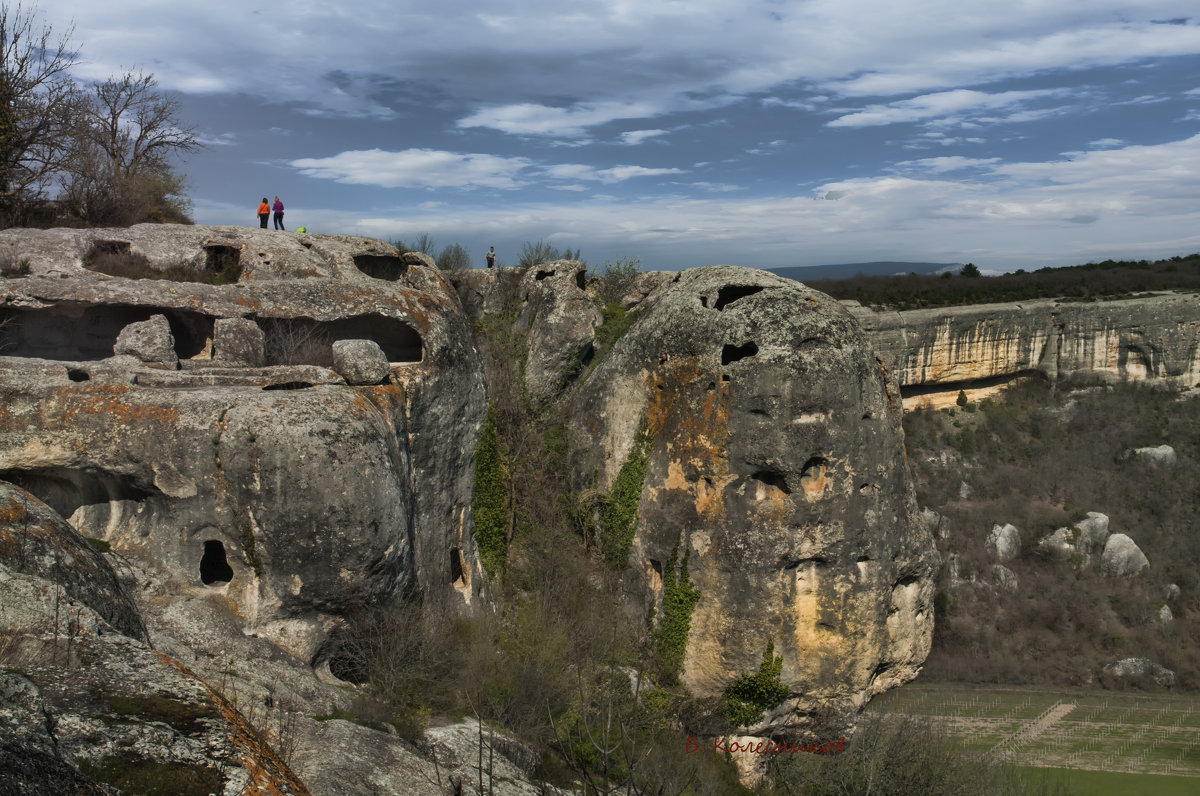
[0,224,487,662]
[851,294,1200,407]
[563,266,936,732]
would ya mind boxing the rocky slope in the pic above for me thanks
[849,294,1200,407]
[455,264,937,736]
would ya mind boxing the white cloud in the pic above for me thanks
[1088,138,1125,148]
[892,156,1001,174]
[619,129,668,145]
[47,2,1200,127]
[829,89,1068,128]
[289,149,533,189]
[257,134,1200,271]
[545,163,685,183]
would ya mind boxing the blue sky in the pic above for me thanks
[45,1,1200,272]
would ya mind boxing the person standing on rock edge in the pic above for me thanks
[257,198,270,229]
[485,246,496,268]
[272,196,285,230]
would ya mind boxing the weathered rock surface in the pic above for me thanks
[517,260,601,404]
[0,224,488,663]
[849,294,1200,407]
[1075,512,1110,557]
[986,523,1021,562]
[113,313,178,368]
[1038,527,1075,561]
[0,561,310,794]
[1102,657,1174,688]
[0,481,146,641]
[213,316,266,366]
[566,266,936,733]
[331,339,390,384]
[1128,444,1177,466]
[1101,533,1150,576]
[991,564,1019,593]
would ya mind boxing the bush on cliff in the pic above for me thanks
[472,405,507,575]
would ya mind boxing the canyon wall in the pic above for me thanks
[846,294,1200,407]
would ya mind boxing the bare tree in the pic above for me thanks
[0,3,82,223]
[63,70,200,224]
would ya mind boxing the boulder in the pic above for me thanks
[1159,604,1174,624]
[1129,444,1177,466]
[991,564,1019,593]
[1101,533,1149,576]
[113,313,178,368]
[1075,512,1110,556]
[1102,657,1174,688]
[1166,583,1181,602]
[986,523,1021,562]
[331,339,390,385]
[1037,527,1075,561]
[567,265,936,734]
[212,317,265,366]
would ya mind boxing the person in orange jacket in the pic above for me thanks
[257,198,270,229]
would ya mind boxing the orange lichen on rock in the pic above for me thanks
[51,384,179,426]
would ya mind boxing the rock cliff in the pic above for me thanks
[0,224,487,661]
[849,294,1200,407]
[456,264,937,737]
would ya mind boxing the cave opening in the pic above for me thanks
[721,341,759,365]
[450,547,465,585]
[352,254,407,281]
[0,304,215,361]
[714,284,765,311]
[199,540,234,585]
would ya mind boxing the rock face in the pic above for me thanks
[1128,444,1177,466]
[986,523,1021,562]
[566,266,936,732]
[1101,533,1150,576]
[0,224,488,662]
[518,260,601,404]
[850,294,1200,407]
[1102,657,1174,688]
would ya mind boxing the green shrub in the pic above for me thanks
[78,753,223,796]
[723,641,789,729]
[473,405,508,575]
[653,539,701,683]
[598,255,641,305]
[598,424,652,566]
[436,242,471,271]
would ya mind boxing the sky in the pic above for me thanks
[41,1,1200,273]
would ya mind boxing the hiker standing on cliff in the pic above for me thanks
[485,246,496,268]
[272,196,285,230]
[257,198,270,229]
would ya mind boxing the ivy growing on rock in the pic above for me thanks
[722,641,789,729]
[598,423,653,567]
[653,538,700,684]
[472,405,507,575]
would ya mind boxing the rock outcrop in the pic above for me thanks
[1101,533,1150,576]
[0,224,488,663]
[849,294,1200,407]
[562,266,935,733]
[986,523,1021,562]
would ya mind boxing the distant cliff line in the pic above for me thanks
[846,293,1200,409]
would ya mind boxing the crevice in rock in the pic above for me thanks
[200,540,234,585]
[450,547,464,585]
[899,368,1045,399]
[202,245,242,282]
[0,466,155,525]
[575,270,586,290]
[352,254,407,281]
[721,341,759,365]
[714,284,765,311]
[535,269,555,281]
[262,381,316,391]
[66,368,90,382]
[799,457,829,499]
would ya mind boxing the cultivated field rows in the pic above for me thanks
[866,684,1200,776]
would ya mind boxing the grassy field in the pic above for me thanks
[866,682,1200,778]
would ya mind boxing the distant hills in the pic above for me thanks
[769,261,962,282]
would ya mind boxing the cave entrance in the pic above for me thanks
[200,540,234,585]
[450,547,465,586]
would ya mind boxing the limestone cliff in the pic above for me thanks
[849,293,1200,406]
[0,224,487,662]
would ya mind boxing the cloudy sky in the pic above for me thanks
[44,1,1200,272]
